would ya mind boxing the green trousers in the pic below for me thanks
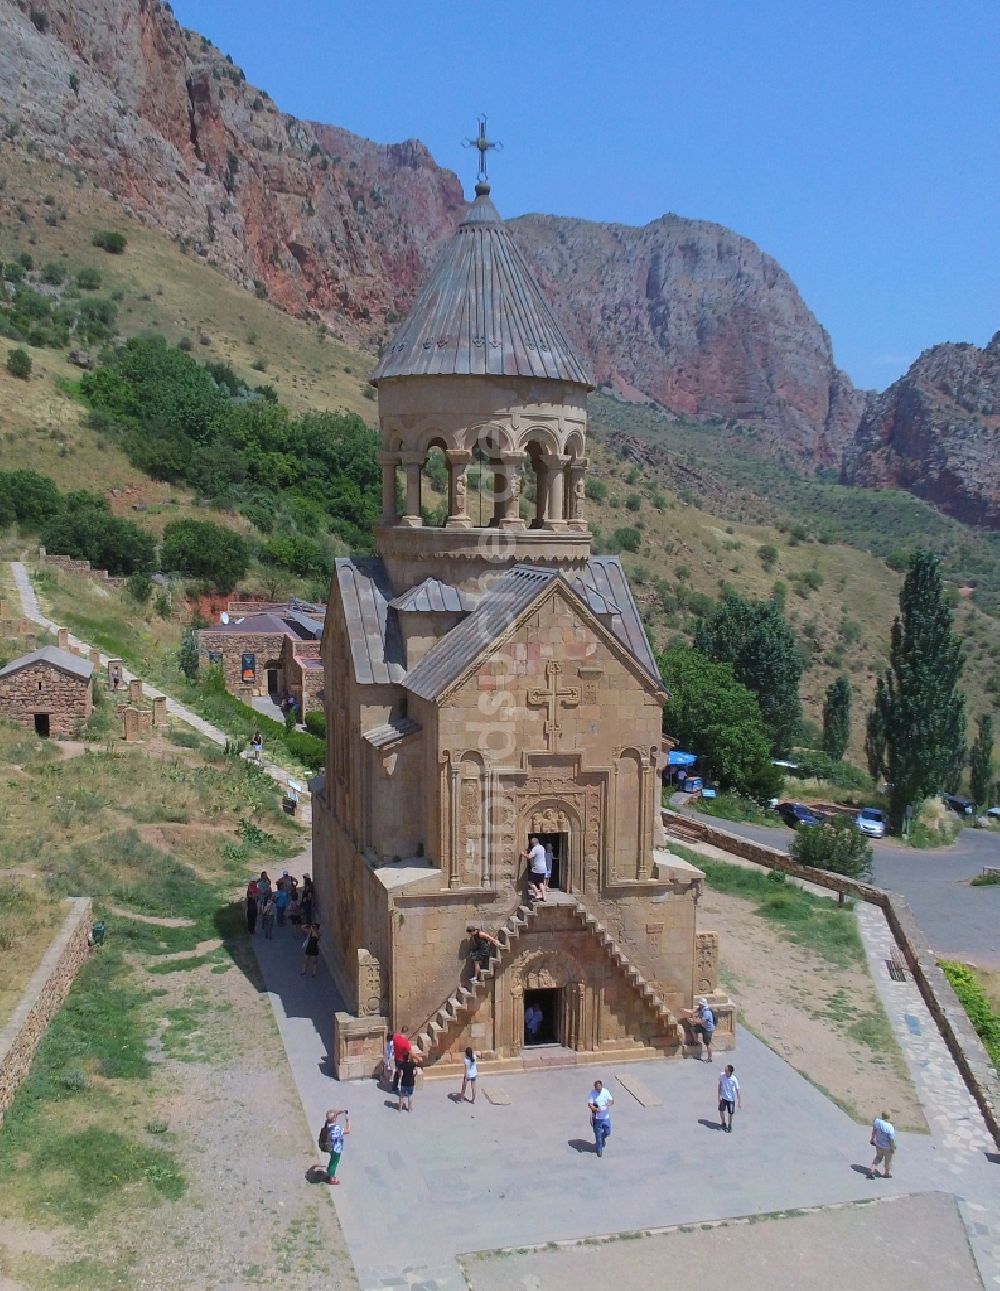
[327,1150,341,1178]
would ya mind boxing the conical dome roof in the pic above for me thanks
[371,183,592,386]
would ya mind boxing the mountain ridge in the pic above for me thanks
[0,0,995,524]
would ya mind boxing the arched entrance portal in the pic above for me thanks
[512,950,588,1052]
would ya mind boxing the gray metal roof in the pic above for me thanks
[0,645,94,682]
[363,716,422,749]
[371,184,592,386]
[389,577,473,614]
[285,610,324,640]
[334,558,406,685]
[404,559,660,702]
[584,557,660,680]
[405,566,551,700]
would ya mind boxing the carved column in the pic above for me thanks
[542,452,569,529]
[378,452,400,524]
[566,459,588,531]
[638,755,655,880]
[448,756,462,888]
[445,449,473,529]
[494,453,525,530]
[400,451,424,527]
[531,456,547,528]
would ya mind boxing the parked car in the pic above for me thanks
[942,794,975,818]
[777,801,824,829]
[681,776,704,794]
[986,806,1000,821]
[856,806,887,839]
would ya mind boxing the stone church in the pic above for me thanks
[312,172,731,1077]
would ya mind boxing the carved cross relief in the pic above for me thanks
[527,660,580,751]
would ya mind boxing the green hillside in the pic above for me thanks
[1,147,995,766]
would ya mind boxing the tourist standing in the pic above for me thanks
[260,892,276,940]
[521,835,549,901]
[524,1002,543,1044]
[251,730,263,761]
[301,924,320,977]
[397,1050,419,1112]
[717,1064,741,1132]
[301,874,314,925]
[383,1036,395,1088]
[274,883,290,927]
[257,871,272,906]
[460,1047,478,1104]
[683,998,715,1061]
[245,881,258,935]
[869,1111,896,1178]
[319,1108,349,1185]
[391,1031,412,1094]
[588,1079,614,1157]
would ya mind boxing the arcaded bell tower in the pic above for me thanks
[370,172,594,597]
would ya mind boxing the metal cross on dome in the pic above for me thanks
[463,114,502,184]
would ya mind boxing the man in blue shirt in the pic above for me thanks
[870,1111,896,1178]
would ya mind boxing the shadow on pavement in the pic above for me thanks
[698,1118,726,1132]
[568,1137,597,1154]
[850,1163,876,1178]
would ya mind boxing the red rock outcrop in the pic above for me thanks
[842,334,1000,529]
[0,0,861,466]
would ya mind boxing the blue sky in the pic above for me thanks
[170,0,998,390]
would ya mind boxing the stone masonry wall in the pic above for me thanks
[0,663,93,737]
[0,897,92,1121]
[198,629,287,701]
[38,546,125,589]
[663,809,1000,1151]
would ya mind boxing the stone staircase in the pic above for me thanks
[564,902,679,1040]
[409,901,540,1063]
[409,894,681,1067]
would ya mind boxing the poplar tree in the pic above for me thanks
[865,678,887,782]
[874,551,966,830]
[822,675,851,761]
[969,714,995,807]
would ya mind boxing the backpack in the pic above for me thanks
[318,1122,331,1152]
[706,1008,716,1027]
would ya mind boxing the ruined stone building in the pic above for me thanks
[312,177,731,1076]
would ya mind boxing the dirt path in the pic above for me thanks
[702,887,925,1129]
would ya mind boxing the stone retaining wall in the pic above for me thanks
[663,809,1000,1150]
[0,898,92,1122]
[37,546,126,589]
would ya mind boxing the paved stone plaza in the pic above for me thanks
[252,891,999,1291]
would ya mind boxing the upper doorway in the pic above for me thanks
[534,832,566,891]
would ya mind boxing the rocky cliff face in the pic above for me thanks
[0,0,867,468]
[842,334,1000,529]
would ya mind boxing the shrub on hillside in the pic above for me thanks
[612,526,642,554]
[304,710,326,740]
[6,348,31,379]
[126,571,153,603]
[0,468,60,526]
[790,816,873,883]
[75,266,102,290]
[161,518,249,594]
[92,230,127,254]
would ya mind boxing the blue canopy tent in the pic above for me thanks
[664,749,698,787]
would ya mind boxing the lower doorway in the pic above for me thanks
[523,987,560,1046]
[33,712,50,737]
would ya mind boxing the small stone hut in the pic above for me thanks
[0,645,94,738]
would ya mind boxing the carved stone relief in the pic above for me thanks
[358,949,382,1017]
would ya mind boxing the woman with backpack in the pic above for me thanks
[301,924,320,977]
[318,1108,350,1185]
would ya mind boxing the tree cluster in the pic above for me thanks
[694,591,804,754]
[0,470,154,575]
[80,337,380,554]
[659,645,782,800]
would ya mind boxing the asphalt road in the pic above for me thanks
[676,805,1000,968]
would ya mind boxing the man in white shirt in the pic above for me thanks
[521,835,549,901]
[870,1111,896,1178]
[717,1064,742,1132]
[588,1079,614,1157]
